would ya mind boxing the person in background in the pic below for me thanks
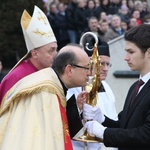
[47,2,58,37]
[109,0,121,15]
[0,6,57,105]
[74,0,88,43]
[143,14,150,25]
[128,17,138,29]
[127,0,134,15]
[85,0,96,20]
[142,1,150,17]
[67,37,118,150]
[83,16,100,36]
[99,11,108,21]
[54,2,70,50]
[104,14,124,42]
[94,0,111,19]
[121,20,128,31]
[84,24,150,150]
[0,61,5,83]
[131,9,142,25]
[134,1,149,19]
[99,19,110,42]
[121,0,127,6]
[94,0,100,8]
[0,44,90,150]
[65,0,78,43]
[117,5,130,25]
[107,14,113,25]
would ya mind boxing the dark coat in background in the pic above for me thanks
[54,12,70,50]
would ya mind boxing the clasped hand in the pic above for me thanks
[83,103,105,123]
[85,121,106,139]
[76,91,88,110]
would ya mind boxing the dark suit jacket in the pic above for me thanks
[66,94,83,138]
[102,79,150,150]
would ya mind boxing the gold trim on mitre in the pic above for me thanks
[21,5,56,52]
[7,6,57,74]
[21,10,31,30]
[6,10,32,74]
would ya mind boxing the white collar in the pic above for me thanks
[140,72,150,84]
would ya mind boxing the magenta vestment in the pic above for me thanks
[0,60,38,105]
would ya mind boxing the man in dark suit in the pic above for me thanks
[83,24,150,150]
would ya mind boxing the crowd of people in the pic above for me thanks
[1,1,150,150]
[43,0,150,49]
[0,5,90,150]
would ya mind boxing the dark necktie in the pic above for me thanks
[130,79,144,107]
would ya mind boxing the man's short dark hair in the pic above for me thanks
[124,24,150,53]
[52,51,78,75]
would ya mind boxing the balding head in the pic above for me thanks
[52,44,90,88]
[52,44,89,75]
[59,44,83,56]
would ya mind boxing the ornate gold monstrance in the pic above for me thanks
[73,32,103,143]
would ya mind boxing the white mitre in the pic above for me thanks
[21,5,56,51]
[8,5,56,73]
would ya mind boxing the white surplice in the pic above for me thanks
[66,80,118,150]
